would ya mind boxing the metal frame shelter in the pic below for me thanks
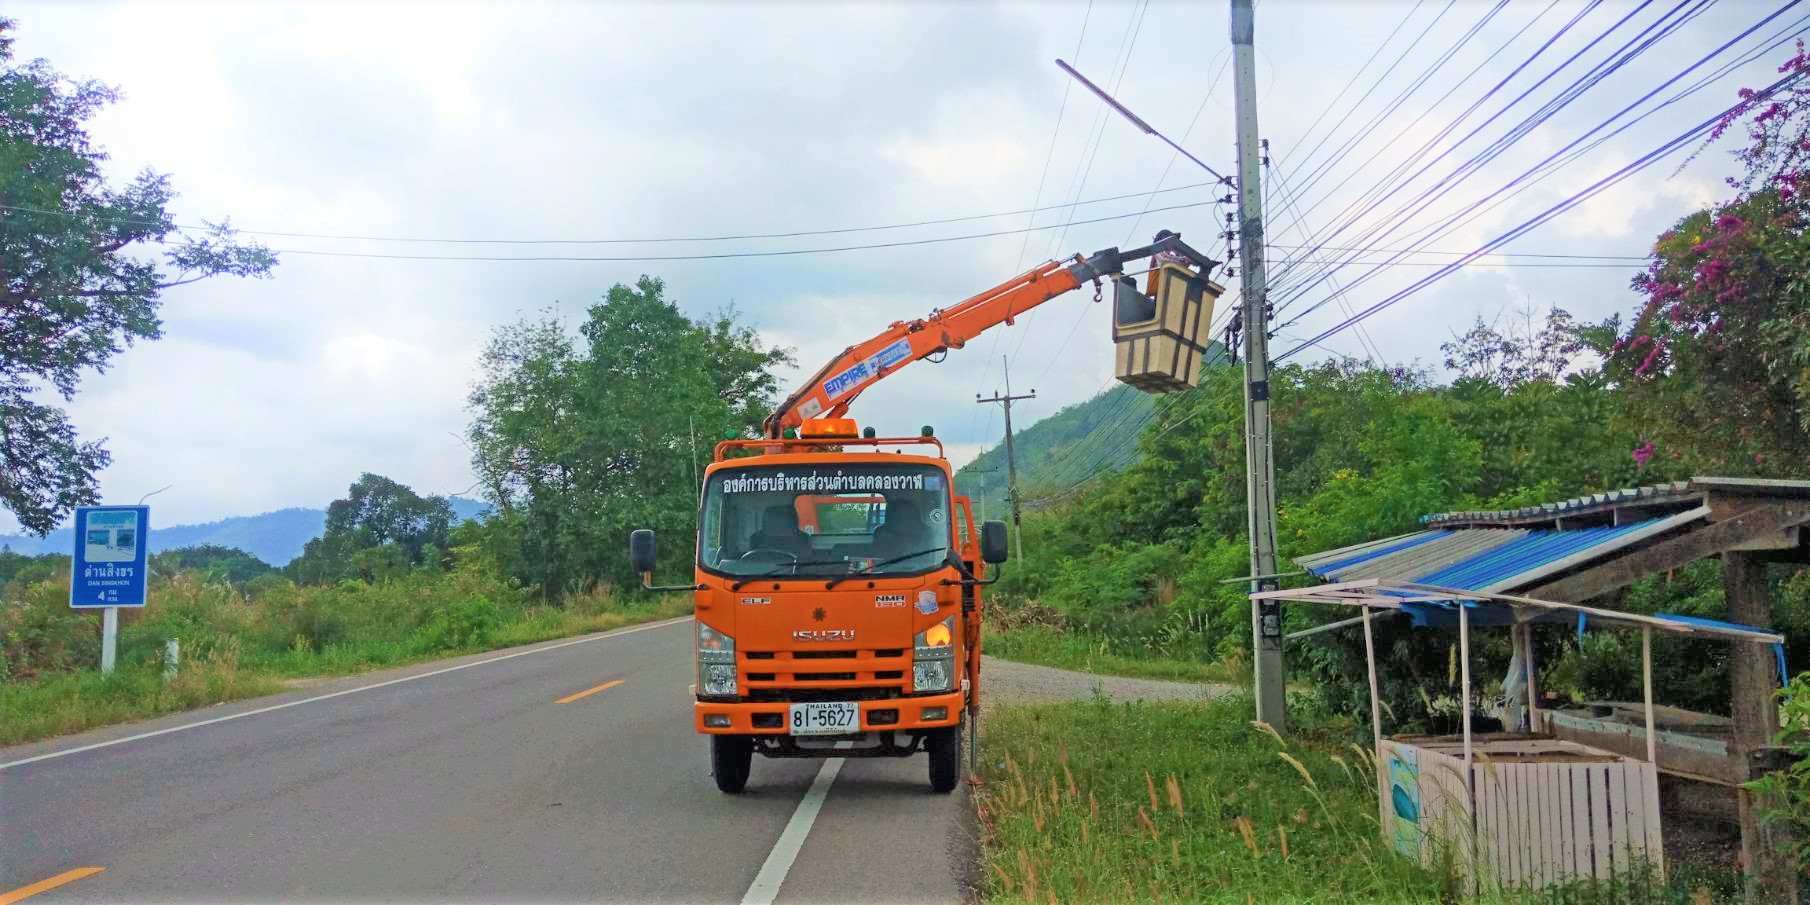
[1261,478,1810,900]
[1252,579,1783,891]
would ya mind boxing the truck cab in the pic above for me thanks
[629,418,1006,794]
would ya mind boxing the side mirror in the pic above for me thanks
[980,520,1009,564]
[629,529,657,576]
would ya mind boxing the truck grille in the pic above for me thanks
[738,648,911,699]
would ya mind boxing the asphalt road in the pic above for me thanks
[0,617,976,904]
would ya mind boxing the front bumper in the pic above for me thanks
[694,690,965,734]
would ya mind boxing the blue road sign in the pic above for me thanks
[70,506,149,608]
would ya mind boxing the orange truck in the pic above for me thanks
[628,232,1217,793]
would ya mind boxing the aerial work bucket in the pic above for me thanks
[1112,262,1221,393]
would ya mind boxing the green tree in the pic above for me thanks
[288,474,453,583]
[467,277,792,598]
[0,18,276,534]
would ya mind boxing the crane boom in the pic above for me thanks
[762,233,1215,439]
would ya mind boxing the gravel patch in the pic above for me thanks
[978,655,1233,709]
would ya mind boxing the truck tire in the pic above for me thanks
[711,735,753,794]
[927,724,962,794]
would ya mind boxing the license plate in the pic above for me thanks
[789,701,859,735]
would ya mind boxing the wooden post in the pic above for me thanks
[1521,621,1541,734]
[1726,551,1795,904]
[1642,626,1658,765]
[1362,605,1383,754]
[1459,603,1476,887]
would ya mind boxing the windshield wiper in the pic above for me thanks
[730,560,847,591]
[824,547,949,589]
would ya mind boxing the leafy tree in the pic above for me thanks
[1440,304,1586,389]
[0,18,276,535]
[150,544,273,584]
[467,277,792,598]
[1609,43,1810,473]
[288,474,453,583]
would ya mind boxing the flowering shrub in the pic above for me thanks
[1611,43,1810,473]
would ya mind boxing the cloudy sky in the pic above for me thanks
[4,0,1793,531]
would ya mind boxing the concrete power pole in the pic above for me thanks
[976,356,1035,562]
[1233,0,1286,730]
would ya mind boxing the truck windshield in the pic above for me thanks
[699,463,952,578]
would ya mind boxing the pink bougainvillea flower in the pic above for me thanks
[1632,442,1656,467]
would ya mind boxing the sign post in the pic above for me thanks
[69,506,150,673]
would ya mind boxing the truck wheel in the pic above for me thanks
[927,724,962,794]
[711,735,753,794]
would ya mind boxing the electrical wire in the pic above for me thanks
[1267,0,1595,288]
[1273,1,1803,333]
[0,181,1221,249]
[1266,0,1680,311]
[1266,158,1384,362]
[1275,66,1808,361]
[1010,0,1153,375]
[242,199,1217,263]
[1270,0,1740,324]
[971,0,1096,453]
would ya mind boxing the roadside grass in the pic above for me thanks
[0,577,689,748]
[984,624,1238,686]
[976,694,1743,904]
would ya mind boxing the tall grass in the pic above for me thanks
[0,566,688,746]
[976,694,1742,904]
[984,624,1239,685]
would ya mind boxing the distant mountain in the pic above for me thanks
[0,497,492,565]
[956,343,1229,515]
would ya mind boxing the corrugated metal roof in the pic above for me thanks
[1297,507,1710,594]
[1420,482,1697,527]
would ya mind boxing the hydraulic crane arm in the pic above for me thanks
[762,232,1216,439]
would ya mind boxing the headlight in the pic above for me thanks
[702,663,737,696]
[699,623,735,696]
[913,616,955,692]
[913,659,951,693]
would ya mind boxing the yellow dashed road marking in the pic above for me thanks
[0,868,106,904]
[555,679,625,704]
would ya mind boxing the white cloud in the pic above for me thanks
[1,0,1786,532]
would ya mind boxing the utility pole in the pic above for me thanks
[976,356,1035,562]
[1233,0,1285,730]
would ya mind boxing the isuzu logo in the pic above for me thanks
[793,629,856,642]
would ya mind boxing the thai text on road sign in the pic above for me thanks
[70,506,149,608]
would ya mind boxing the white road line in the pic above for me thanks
[0,616,694,771]
[740,745,849,905]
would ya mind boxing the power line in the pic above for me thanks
[0,180,1220,249]
[1269,243,1645,260]
[1275,67,1808,361]
[1011,0,1153,375]
[242,199,1217,263]
[1273,1,1801,333]
[1279,0,1460,192]
[1277,0,1430,175]
[972,0,1096,453]
[1267,0,1684,313]
[1267,158,1384,363]
[1269,0,1739,325]
[1267,0,1594,287]
[1280,0,1514,232]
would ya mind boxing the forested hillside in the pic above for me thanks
[956,342,1227,513]
[0,498,489,564]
